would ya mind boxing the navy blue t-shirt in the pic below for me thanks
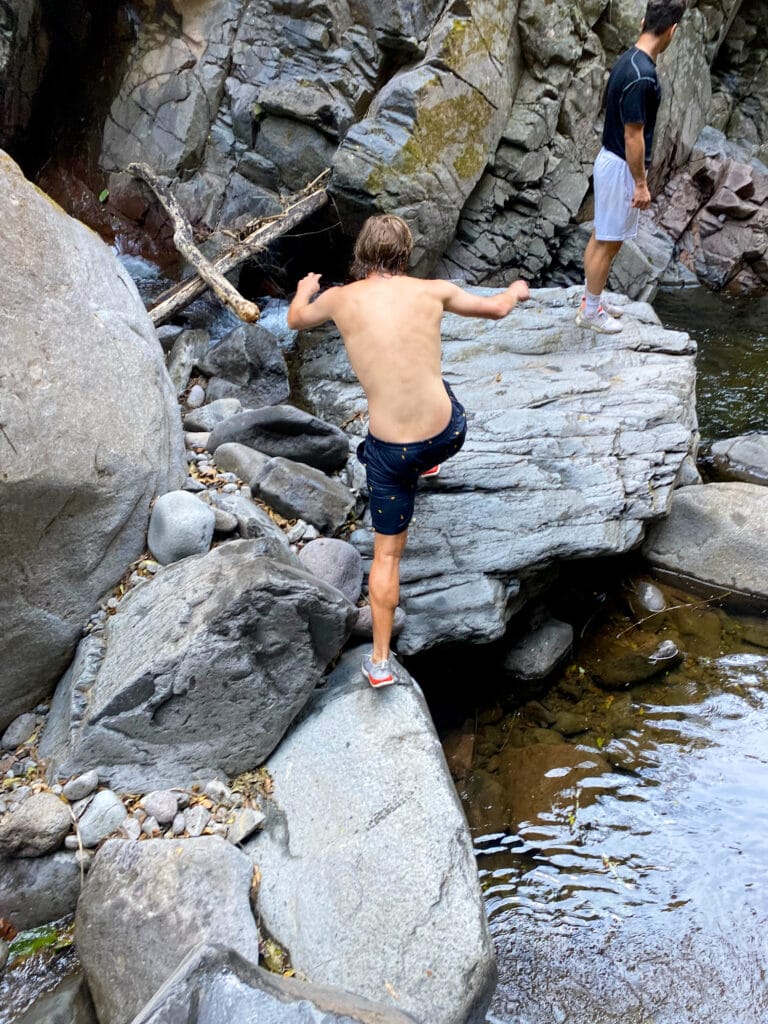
[602,47,661,168]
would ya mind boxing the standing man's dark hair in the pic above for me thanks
[575,0,685,334]
[643,0,687,37]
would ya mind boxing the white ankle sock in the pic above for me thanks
[584,289,601,317]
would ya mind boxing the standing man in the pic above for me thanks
[287,214,529,687]
[576,0,686,334]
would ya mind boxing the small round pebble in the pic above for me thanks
[171,812,186,836]
[1,713,37,750]
[186,384,206,408]
[141,790,179,825]
[63,769,99,802]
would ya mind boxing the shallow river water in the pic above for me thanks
[448,288,768,1024]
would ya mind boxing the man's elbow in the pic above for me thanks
[286,310,302,330]
[489,296,513,320]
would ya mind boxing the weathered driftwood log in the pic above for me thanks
[133,168,331,326]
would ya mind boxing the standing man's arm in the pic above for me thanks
[287,273,340,330]
[625,123,651,209]
[442,279,529,319]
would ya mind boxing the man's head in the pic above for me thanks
[350,214,413,280]
[642,0,686,47]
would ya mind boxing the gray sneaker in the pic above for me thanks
[361,655,396,688]
[575,305,623,334]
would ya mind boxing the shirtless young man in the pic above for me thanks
[576,0,686,334]
[287,214,529,687]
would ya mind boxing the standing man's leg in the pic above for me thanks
[584,232,623,301]
[368,528,409,668]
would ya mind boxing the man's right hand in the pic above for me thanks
[296,272,322,299]
[631,181,652,209]
[509,279,530,302]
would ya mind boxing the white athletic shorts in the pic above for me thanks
[593,147,639,242]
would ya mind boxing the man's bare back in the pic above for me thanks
[287,272,529,443]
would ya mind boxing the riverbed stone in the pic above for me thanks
[209,442,271,483]
[183,398,242,432]
[76,837,260,1024]
[0,151,185,730]
[0,791,71,858]
[141,790,179,826]
[40,541,356,792]
[1,713,38,750]
[209,406,350,473]
[643,483,768,603]
[209,492,294,562]
[248,646,496,1024]
[252,458,355,534]
[708,433,768,485]
[147,490,216,565]
[298,538,364,604]
[197,324,289,409]
[0,850,82,930]
[62,770,100,802]
[351,604,407,639]
[129,944,419,1024]
[295,286,697,654]
[77,790,128,848]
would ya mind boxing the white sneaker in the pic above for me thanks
[575,305,623,334]
[580,296,623,318]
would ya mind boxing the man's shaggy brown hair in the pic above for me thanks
[350,214,414,280]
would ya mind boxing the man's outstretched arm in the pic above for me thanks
[442,279,529,319]
[287,273,339,330]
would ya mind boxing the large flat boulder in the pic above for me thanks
[643,482,768,603]
[0,151,185,729]
[76,837,260,1024]
[129,944,418,1024]
[247,647,496,1024]
[40,541,356,792]
[295,286,698,654]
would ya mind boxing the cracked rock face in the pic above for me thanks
[39,541,357,792]
[294,286,698,655]
[0,151,186,730]
[248,648,497,1024]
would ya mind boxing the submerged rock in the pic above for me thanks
[248,647,496,1024]
[707,433,768,485]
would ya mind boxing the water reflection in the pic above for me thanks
[456,609,768,1023]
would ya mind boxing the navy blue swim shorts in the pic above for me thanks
[356,381,467,535]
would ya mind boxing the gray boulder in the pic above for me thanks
[147,490,216,565]
[708,433,768,485]
[197,324,289,408]
[299,538,364,604]
[209,405,350,472]
[209,442,271,484]
[352,604,406,640]
[0,850,82,930]
[129,944,418,1024]
[62,770,100,802]
[183,398,242,433]
[295,286,697,654]
[643,483,768,602]
[248,648,496,1024]
[209,492,295,562]
[252,458,355,534]
[76,837,260,1024]
[0,0,48,149]
[40,541,356,791]
[0,151,185,730]
[0,791,71,858]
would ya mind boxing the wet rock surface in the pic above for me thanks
[707,432,768,484]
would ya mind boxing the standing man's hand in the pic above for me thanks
[631,181,652,209]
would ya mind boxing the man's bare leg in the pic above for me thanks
[369,529,409,663]
[584,232,623,299]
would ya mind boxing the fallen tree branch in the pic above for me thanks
[128,162,263,323]
[140,168,331,326]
